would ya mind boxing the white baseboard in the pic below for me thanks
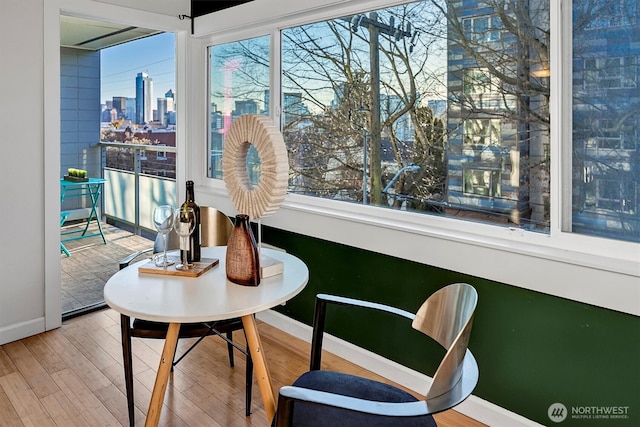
[0,317,45,346]
[257,309,542,427]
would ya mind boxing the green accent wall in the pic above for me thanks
[263,226,640,426]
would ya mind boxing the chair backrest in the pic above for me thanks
[200,206,234,247]
[411,283,478,401]
[153,206,234,252]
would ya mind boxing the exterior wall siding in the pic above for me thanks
[60,47,101,211]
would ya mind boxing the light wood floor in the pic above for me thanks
[0,309,484,426]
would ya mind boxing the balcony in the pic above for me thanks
[61,141,177,317]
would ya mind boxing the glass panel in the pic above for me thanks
[208,35,270,183]
[464,169,501,197]
[573,0,639,242]
[463,119,500,145]
[464,68,492,94]
[281,0,550,229]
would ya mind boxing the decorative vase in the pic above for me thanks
[226,214,261,286]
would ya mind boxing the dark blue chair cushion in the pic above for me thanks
[289,370,437,426]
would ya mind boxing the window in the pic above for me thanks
[463,68,494,94]
[585,118,637,150]
[464,169,501,197]
[595,178,636,212]
[208,36,270,183]
[584,56,637,89]
[157,145,167,160]
[206,0,639,243]
[196,0,549,228]
[573,2,639,243]
[462,14,502,42]
[582,0,636,29]
[463,119,500,146]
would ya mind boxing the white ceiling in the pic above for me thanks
[60,15,162,51]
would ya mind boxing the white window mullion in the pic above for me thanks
[555,0,571,236]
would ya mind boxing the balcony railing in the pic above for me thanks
[98,141,177,234]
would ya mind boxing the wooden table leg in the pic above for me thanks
[145,322,181,427]
[242,314,276,423]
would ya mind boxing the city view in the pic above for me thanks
[100,33,177,178]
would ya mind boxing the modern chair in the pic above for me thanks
[119,207,252,426]
[273,283,478,427]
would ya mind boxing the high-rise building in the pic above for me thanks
[126,97,136,122]
[445,1,550,227]
[571,1,639,240]
[135,72,153,124]
[112,97,127,119]
[283,92,310,127]
[157,98,167,125]
[232,100,258,122]
[157,89,176,126]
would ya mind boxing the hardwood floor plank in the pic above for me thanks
[40,389,91,427]
[21,335,67,375]
[0,347,18,377]
[2,341,60,399]
[50,368,121,426]
[0,371,57,427]
[39,326,113,392]
[62,321,121,373]
[73,312,128,364]
[0,385,24,427]
[172,347,260,426]
[94,383,141,427]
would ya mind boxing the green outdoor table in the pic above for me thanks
[60,177,107,256]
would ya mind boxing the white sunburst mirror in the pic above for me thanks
[222,114,289,220]
[222,115,289,278]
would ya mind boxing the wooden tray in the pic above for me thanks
[138,257,219,277]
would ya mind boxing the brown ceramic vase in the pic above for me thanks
[225,214,261,286]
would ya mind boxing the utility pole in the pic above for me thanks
[350,12,414,205]
[369,12,382,205]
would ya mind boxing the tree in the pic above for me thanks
[281,2,447,207]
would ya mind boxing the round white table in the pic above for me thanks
[104,246,309,427]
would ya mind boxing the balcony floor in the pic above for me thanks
[61,220,152,314]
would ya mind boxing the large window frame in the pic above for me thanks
[192,0,639,316]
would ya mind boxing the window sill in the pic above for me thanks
[199,183,640,315]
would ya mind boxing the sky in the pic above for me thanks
[100,32,176,105]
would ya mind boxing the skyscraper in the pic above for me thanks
[135,72,153,124]
[112,96,127,119]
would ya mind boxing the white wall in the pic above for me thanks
[0,0,189,345]
[0,0,47,344]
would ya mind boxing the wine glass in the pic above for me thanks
[174,206,196,270]
[153,205,175,268]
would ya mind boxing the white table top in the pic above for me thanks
[104,246,309,323]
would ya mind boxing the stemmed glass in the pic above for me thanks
[174,206,196,270]
[153,205,175,268]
